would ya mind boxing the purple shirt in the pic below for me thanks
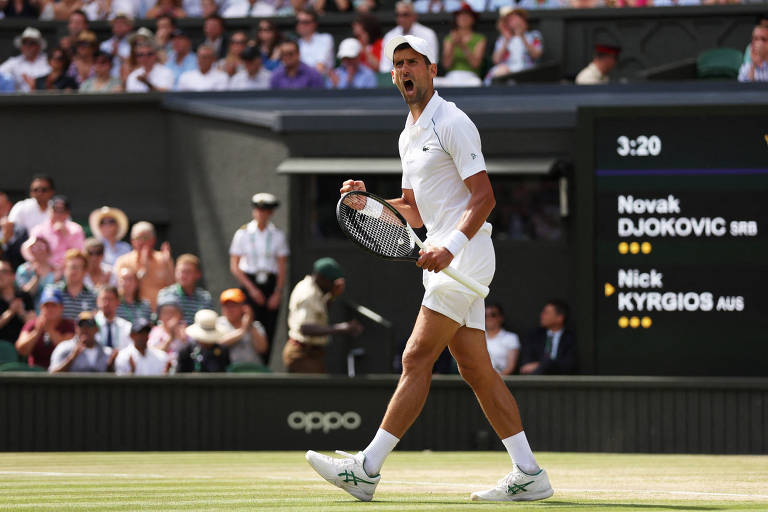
[270,62,325,90]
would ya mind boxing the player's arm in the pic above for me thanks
[339,179,423,228]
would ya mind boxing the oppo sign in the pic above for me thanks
[287,411,362,434]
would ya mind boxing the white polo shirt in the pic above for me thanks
[0,54,51,92]
[125,64,175,92]
[176,68,229,91]
[115,344,168,375]
[229,68,272,90]
[7,198,50,233]
[229,221,289,274]
[298,32,335,72]
[399,91,491,246]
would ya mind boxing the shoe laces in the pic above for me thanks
[334,450,361,466]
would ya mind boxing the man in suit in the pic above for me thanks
[520,299,576,375]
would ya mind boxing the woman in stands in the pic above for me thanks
[256,19,283,71]
[34,47,78,91]
[352,12,382,71]
[485,7,543,84]
[441,3,486,85]
[15,237,57,311]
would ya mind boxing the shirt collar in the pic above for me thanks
[406,91,443,131]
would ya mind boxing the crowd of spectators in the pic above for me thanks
[1,0,765,93]
[0,175,273,375]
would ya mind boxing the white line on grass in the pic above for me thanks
[0,471,212,479]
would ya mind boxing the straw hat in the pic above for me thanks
[14,27,47,51]
[20,236,51,262]
[185,309,227,343]
[89,206,129,241]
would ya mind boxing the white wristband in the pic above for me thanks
[443,229,469,256]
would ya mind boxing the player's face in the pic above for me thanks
[391,47,436,106]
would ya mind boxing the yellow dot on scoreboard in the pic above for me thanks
[618,242,629,254]
[641,242,652,254]
[629,242,640,254]
[641,316,652,328]
[618,316,629,328]
[629,316,640,328]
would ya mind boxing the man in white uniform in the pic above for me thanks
[306,35,553,504]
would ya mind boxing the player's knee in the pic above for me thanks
[401,343,436,375]
[456,359,491,388]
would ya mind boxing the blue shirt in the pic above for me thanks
[165,51,199,85]
[326,64,377,89]
[270,62,325,90]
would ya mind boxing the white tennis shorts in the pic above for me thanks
[421,231,495,330]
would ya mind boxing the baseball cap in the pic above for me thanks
[337,38,362,59]
[384,35,437,65]
[220,288,246,304]
[40,287,63,305]
[313,257,344,281]
[131,317,152,334]
[77,311,97,327]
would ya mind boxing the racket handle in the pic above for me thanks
[440,266,490,298]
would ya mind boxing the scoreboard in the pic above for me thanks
[580,106,768,376]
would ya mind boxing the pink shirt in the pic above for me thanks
[30,219,85,269]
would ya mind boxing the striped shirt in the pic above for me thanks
[738,61,768,82]
[157,284,212,325]
[54,282,97,321]
[116,299,153,325]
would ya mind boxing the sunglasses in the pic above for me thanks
[282,50,297,56]
[231,39,247,44]
[485,311,499,317]
[52,207,68,213]
[396,11,412,17]
[297,19,314,24]
[21,39,39,46]
[88,248,104,256]
[135,52,155,57]
[31,187,50,193]
[258,27,274,31]
[100,218,117,225]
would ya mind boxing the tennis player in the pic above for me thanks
[306,35,553,503]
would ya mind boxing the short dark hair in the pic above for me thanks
[70,9,88,21]
[546,299,569,323]
[393,42,430,65]
[298,7,318,22]
[281,39,299,53]
[99,286,120,299]
[486,302,504,318]
[205,13,224,26]
[157,14,177,27]
[31,174,55,190]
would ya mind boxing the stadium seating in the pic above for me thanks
[0,361,44,372]
[697,48,744,79]
[227,361,271,373]
[0,341,18,363]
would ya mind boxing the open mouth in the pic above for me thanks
[403,79,414,92]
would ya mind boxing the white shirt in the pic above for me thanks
[229,221,289,274]
[485,328,520,373]
[229,68,272,90]
[298,32,335,73]
[380,22,439,72]
[8,197,51,234]
[399,91,490,244]
[0,54,51,92]
[95,311,133,350]
[126,64,175,92]
[223,0,275,17]
[115,344,168,375]
[176,68,230,91]
[575,61,608,85]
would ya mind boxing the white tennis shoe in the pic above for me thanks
[470,464,554,502]
[305,450,380,502]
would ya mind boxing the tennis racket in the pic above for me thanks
[336,190,489,298]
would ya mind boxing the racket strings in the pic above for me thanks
[339,196,414,259]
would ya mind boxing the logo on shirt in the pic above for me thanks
[422,146,430,152]
[471,153,478,160]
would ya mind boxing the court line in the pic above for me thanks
[0,471,212,479]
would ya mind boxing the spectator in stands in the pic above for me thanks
[217,31,248,78]
[114,318,167,375]
[200,0,218,18]
[217,288,268,365]
[165,29,198,86]
[15,287,73,368]
[83,238,116,290]
[121,28,155,83]
[34,47,79,91]
[0,259,34,344]
[0,215,25,271]
[100,13,133,76]
[3,0,40,17]
[16,237,57,308]
[379,1,439,72]
[30,196,84,270]
[49,311,111,373]
[229,45,272,90]
[66,30,98,85]
[94,286,132,351]
[486,7,543,83]
[114,222,174,309]
[738,24,768,82]
[316,0,351,14]
[441,3,486,85]
[353,12,382,71]
[201,14,227,59]
[256,19,283,71]
[88,207,130,266]
[229,193,288,358]
[353,0,375,12]
[7,175,54,236]
[484,303,520,375]
[56,249,97,321]
[157,254,212,325]
[80,51,123,92]
[116,267,152,323]
[177,44,229,91]
[125,41,174,92]
[283,257,362,373]
[223,0,275,16]
[327,38,376,88]
[178,309,230,372]
[270,39,325,89]
[519,299,577,375]
[413,0,460,13]
[742,15,768,65]
[0,193,10,223]
[148,295,189,366]
[146,0,187,18]
[575,43,620,85]
[0,27,51,93]
[155,14,176,57]
[296,8,334,75]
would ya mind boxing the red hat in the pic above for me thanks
[595,44,621,56]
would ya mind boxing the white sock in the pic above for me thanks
[501,431,540,475]
[361,428,399,477]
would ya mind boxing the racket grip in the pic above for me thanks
[440,266,490,298]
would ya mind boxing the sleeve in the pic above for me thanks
[439,111,486,180]
[48,343,69,372]
[176,72,190,91]
[114,350,131,375]
[504,332,521,351]
[324,35,335,72]
[738,62,751,82]
[275,230,290,257]
[7,200,22,223]
[399,133,412,189]
[230,228,246,256]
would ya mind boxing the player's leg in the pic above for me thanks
[449,325,553,502]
